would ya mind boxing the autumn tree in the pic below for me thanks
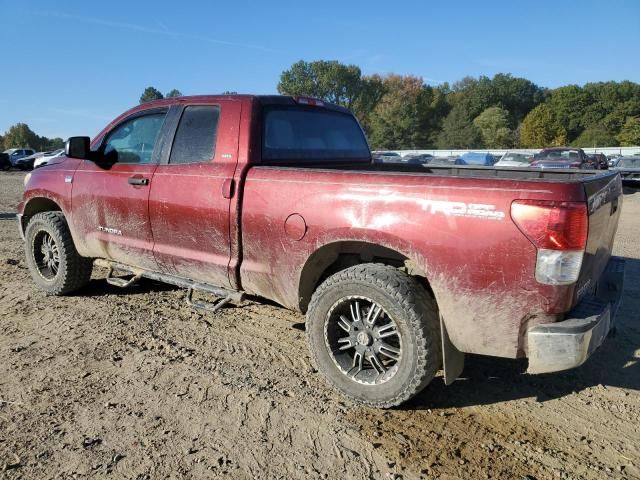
[519,104,567,148]
[367,75,443,149]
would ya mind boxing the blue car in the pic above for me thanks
[454,152,496,166]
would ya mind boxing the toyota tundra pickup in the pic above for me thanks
[18,95,624,407]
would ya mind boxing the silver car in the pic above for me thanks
[3,148,36,168]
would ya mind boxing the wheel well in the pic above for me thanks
[21,197,62,232]
[298,241,433,313]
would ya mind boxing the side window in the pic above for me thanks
[169,105,220,164]
[103,112,166,164]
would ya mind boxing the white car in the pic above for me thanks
[494,152,533,167]
[33,149,65,168]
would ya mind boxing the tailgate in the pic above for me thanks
[575,172,623,302]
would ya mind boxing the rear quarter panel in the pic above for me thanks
[240,167,587,358]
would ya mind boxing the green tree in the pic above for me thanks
[140,86,164,104]
[367,75,440,149]
[473,106,513,148]
[617,116,640,146]
[278,60,363,109]
[165,89,183,98]
[547,85,588,141]
[571,126,618,147]
[448,73,544,124]
[40,137,65,151]
[436,105,483,149]
[2,123,40,149]
[351,74,386,134]
[519,104,567,148]
[0,134,4,151]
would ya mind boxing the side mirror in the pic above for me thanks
[65,136,91,159]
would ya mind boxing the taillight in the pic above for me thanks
[511,200,587,250]
[293,96,325,107]
[511,200,588,285]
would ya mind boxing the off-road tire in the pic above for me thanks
[24,212,93,295]
[306,263,441,408]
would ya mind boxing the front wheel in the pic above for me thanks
[306,264,441,408]
[24,212,93,295]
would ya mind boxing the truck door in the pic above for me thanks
[148,101,241,289]
[71,108,168,270]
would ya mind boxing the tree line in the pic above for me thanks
[0,123,64,152]
[3,68,639,152]
[0,87,184,152]
[277,60,640,149]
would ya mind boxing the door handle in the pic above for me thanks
[128,177,149,186]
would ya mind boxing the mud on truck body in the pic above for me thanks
[18,95,624,407]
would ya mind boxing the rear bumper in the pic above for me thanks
[527,256,624,374]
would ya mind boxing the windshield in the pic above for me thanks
[536,149,580,161]
[617,158,640,168]
[499,153,530,163]
[262,106,370,163]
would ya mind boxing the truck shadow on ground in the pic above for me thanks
[80,277,180,296]
[406,255,640,410]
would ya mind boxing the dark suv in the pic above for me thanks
[0,152,10,170]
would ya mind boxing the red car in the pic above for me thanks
[530,147,600,169]
[18,95,624,407]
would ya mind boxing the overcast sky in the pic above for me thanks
[1,0,639,139]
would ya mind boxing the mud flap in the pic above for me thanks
[441,315,464,385]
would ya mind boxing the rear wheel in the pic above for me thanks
[24,212,93,295]
[306,264,441,408]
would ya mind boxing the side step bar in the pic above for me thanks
[94,259,245,313]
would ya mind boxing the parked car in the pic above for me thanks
[403,153,433,165]
[0,152,10,170]
[530,148,599,169]
[3,148,36,168]
[494,152,533,167]
[18,95,624,408]
[611,156,640,184]
[608,155,623,168]
[14,150,50,170]
[372,151,402,163]
[426,156,455,165]
[589,153,609,170]
[33,149,65,169]
[454,152,496,166]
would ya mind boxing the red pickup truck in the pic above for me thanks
[18,95,624,407]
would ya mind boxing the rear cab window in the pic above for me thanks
[169,105,220,164]
[262,105,370,164]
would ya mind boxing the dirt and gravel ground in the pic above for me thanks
[0,170,638,480]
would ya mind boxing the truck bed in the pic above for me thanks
[280,161,616,183]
